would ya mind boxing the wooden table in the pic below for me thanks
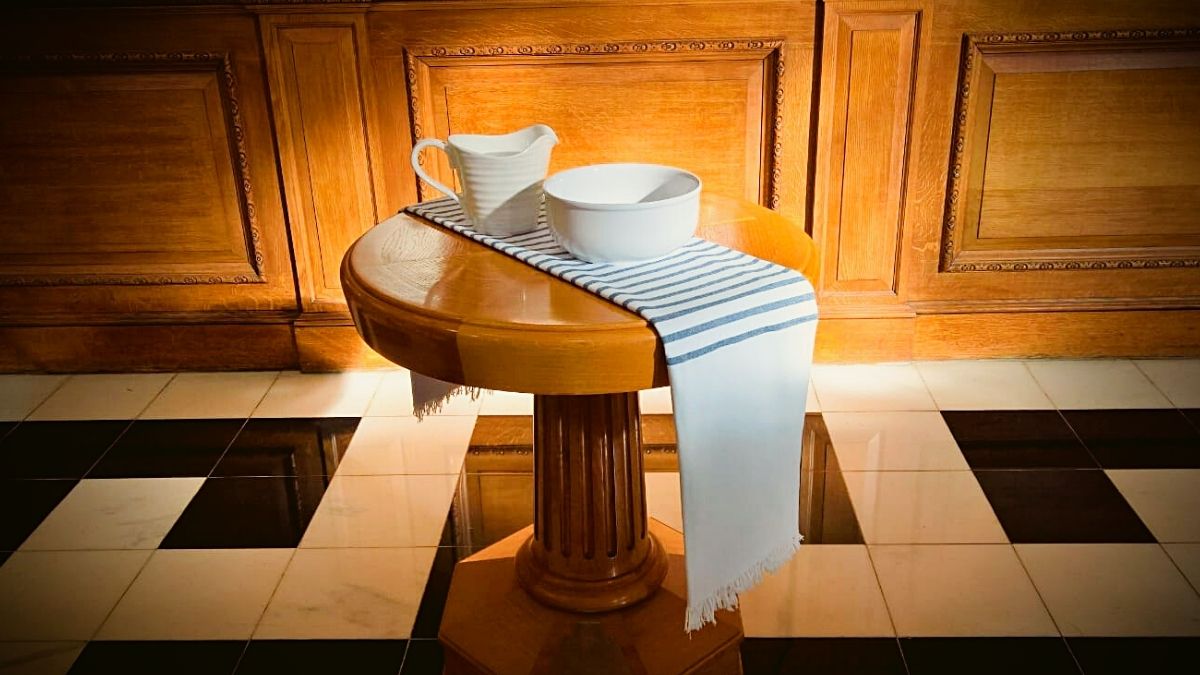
[342,195,819,675]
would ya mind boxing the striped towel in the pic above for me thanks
[407,197,818,632]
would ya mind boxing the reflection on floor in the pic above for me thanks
[0,360,1198,674]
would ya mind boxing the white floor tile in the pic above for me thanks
[20,478,203,551]
[1025,360,1170,409]
[0,642,85,675]
[365,371,481,417]
[478,390,534,415]
[915,360,1052,410]
[253,371,383,418]
[1135,359,1200,408]
[645,472,682,532]
[97,548,293,640]
[0,375,67,422]
[29,374,173,421]
[255,547,435,639]
[0,550,151,640]
[140,371,278,419]
[1017,543,1200,636]
[811,364,936,412]
[741,545,893,637]
[1164,544,1200,592]
[300,474,458,548]
[638,387,674,415]
[336,416,475,476]
[823,411,969,471]
[870,544,1057,636]
[1107,470,1200,543]
[842,471,1007,544]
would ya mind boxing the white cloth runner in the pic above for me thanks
[407,197,818,631]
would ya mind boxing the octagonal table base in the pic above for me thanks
[439,393,743,674]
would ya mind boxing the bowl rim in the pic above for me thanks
[543,163,702,212]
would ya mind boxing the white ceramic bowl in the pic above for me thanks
[544,163,701,264]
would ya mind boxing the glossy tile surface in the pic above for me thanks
[811,364,937,412]
[974,470,1155,543]
[1016,544,1200,636]
[66,641,245,675]
[1025,360,1170,409]
[210,418,358,477]
[300,474,458,548]
[236,640,407,675]
[366,370,481,417]
[740,545,893,637]
[139,372,278,420]
[1062,410,1200,469]
[842,471,1007,543]
[0,479,77,550]
[88,419,244,478]
[255,547,435,639]
[0,421,129,479]
[1164,543,1200,590]
[824,411,969,471]
[0,641,85,675]
[870,544,1057,636]
[29,374,173,421]
[160,476,328,549]
[478,390,533,415]
[0,550,151,640]
[1106,469,1200,542]
[97,549,292,640]
[335,416,473,476]
[1134,359,1200,408]
[916,360,1053,410]
[21,478,203,551]
[0,374,67,421]
[899,638,1080,675]
[1067,637,1200,675]
[942,411,1095,470]
[252,372,382,419]
[757,638,907,675]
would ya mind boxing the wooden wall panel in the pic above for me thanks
[261,13,382,313]
[0,8,296,323]
[406,42,779,207]
[813,9,919,317]
[942,30,1200,272]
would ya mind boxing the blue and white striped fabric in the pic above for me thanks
[407,197,818,632]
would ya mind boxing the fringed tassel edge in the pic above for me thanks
[684,532,804,633]
[413,385,482,420]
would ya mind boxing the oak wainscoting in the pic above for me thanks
[1,0,1198,371]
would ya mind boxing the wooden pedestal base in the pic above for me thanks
[440,520,744,675]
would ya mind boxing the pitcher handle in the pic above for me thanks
[410,138,459,201]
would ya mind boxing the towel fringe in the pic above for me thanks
[413,385,481,420]
[684,532,804,633]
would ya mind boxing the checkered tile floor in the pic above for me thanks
[0,360,1198,674]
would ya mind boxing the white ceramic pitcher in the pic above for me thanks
[410,124,558,236]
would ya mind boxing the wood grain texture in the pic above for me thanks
[812,7,919,318]
[0,8,297,317]
[341,194,820,393]
[261,12,383,312]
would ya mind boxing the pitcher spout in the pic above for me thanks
[448,123,558,159]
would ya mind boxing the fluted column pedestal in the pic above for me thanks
[440,392,743,675]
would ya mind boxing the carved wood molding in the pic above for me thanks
[0,51,267,286]
[940,28,1200,273]
[405,37,787,208]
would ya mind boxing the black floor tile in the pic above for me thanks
[210,418,359,477]
[0,422,15,441]
[0,478,77,549]
[88,419,245,478]
[1067,637,1200,675]
[942,411,1095,470]
[236,640,406,675]
[974,469,1155,543]
[160,476,329,548]
[68,641,245,675]
[741,638,791,675]
[399,639,444,675]
[901,638,1081,675]
[411,544,468,639]
[0,421,129,479]
[0,550,10,566]
[1062,410,1200,469]
[1183,410,1200,432]
[776,638,907,675]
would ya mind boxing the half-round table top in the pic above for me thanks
[341,194,819,395]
